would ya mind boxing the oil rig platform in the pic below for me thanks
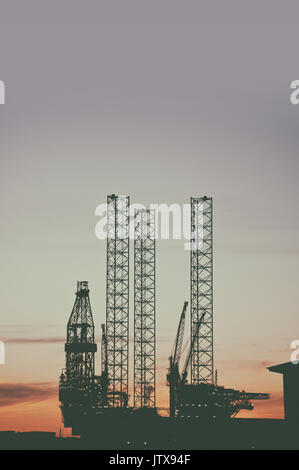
[59,195,270,446]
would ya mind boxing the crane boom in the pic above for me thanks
[101,323,108,375]
[100,323,109,406]
[181,312,206,384]
[172,301,188,366]
[168,301,188,418]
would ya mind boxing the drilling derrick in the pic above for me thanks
[59,281,98,429]
[65,281,97,385]
[134,209,156,408]
[190,197,213,384]
[106,195,129,407]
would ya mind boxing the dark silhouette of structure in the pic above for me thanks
[167,301,269,420]
[1,193,298,449]
[56,194,280,449]
[168,301,188,418]
[100,323,109,406]
[106,194,130,407]
[190,196,213,384]
[134,208,156,408]
[59,282,105,429]
[65,281,97,385]
[268,361,299,421]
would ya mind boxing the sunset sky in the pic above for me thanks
[1,1,299,433]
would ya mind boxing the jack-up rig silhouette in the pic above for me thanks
[59,195,270,445]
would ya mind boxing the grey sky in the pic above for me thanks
[0,1,298,403]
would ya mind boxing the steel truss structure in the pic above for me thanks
[65,281,97,387]
[134,209,156,407]
[106,195,130,407]
[190,196,213,384]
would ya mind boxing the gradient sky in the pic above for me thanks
[1,1,299,433]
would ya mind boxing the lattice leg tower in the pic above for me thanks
[134,209,156,408]
[190,197,213,384]
[106,195,130,407]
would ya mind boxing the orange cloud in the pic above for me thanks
[4,337,64,344]
[0,382,57,408]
